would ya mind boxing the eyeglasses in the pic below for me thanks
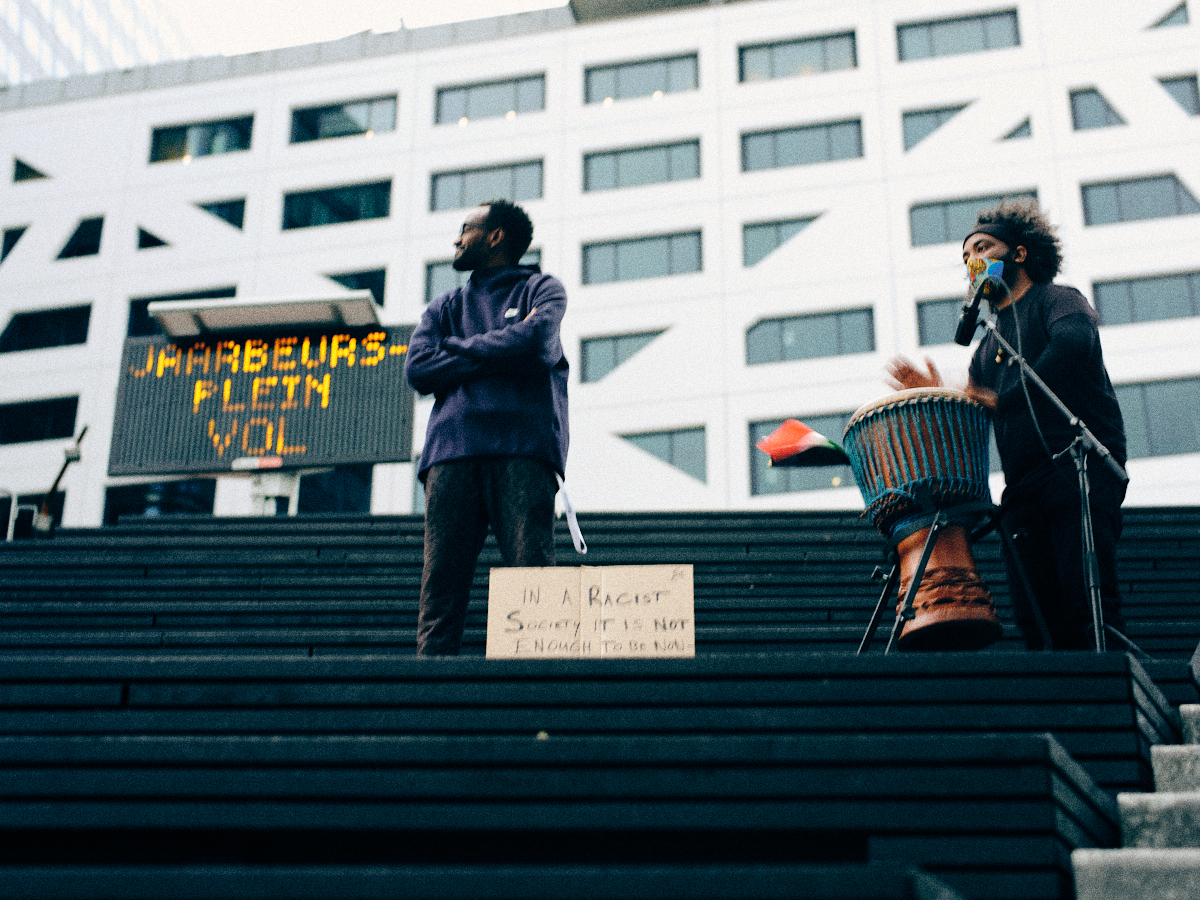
[459,222,487,236]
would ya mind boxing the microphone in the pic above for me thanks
[954,259,1004,346]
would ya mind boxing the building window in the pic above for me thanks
[431,161,542,212]
[198,199,246,229]
[580,331,664,382]
[742,120,863,172]
[582,232,701,285]
[1003,118,1032,140]
[424,250,541,304]
[137,228,167,249]
[903,105,967,150]
[1082,175,1200,226]
[583,140,699,191]
[1153,3,1189,28]
[1094,270,1200,325]
[743,217,817,266]
[916,297,965,346]
[298,464,373,514]
[750,413,855,495]
[746,309,875,365]
[327,269,386,306]
[909,191,1036,246]
[897,10,1020,61]
[1160,75,1200,115]
[739,32,856,82]
[0,396,78,445]
[149,116,253,162]
[57,217,104,258]
[0,305,90,353]
[291,96,396,143]
[2,227,26,263]
[103,479,216,525]
[1116,378,1200,459]
[282,181,391,230]
[1070,89,1125,129]
[622,427,706,482]
[585,54,697,104]
[13,159,47,182]
[436,75,544,124]
[127,286,236,338]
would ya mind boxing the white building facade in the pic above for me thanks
[0,0,1198,526]
[1,0,191,84]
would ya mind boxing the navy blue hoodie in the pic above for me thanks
[406,265,569,481]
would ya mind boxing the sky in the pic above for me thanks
[161,1,567,58]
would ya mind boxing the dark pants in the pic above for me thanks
[1000,458,1127,650]
[417,457,557,656]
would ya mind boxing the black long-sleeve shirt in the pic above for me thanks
[968,283,1125,486]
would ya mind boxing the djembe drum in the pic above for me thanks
[843,388,1002,651]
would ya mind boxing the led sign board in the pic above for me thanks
[108,325,414,476]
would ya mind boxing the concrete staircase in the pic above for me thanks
[1073,703,1200,898]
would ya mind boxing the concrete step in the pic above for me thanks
[1181,704,1200,744]
[1119,792,1200,848]
[1154,744,1200,791]
[1073,848,1200,900]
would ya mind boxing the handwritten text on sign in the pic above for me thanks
[485,565,694,659]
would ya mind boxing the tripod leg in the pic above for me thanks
[858,561,900,656]
[1075,448,1106,652]
[997,526,1053,651]
[886,514,945,654]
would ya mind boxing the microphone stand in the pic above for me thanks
[972,314,1129,653]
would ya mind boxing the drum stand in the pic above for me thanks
[857,499,1040,655]
[970,315,1131,653]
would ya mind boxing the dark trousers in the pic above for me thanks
[1000,459,1127,650]
[417,457,557,656]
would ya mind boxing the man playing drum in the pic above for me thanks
[886,198,1128,651]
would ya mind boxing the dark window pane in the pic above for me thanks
[137,228,167,249]
[581,330,663,382]
[903,105,966,150]
[150,116,252,162]
[1003,118,1032,139]
[1160,76,1200,115]
[13,159,47,182]
[0,306,90,353]
[57,217,103,259]
[435,76,545,123]
[748,309,874,363]
[430,163,542,212]
[909,192,1036,246]
[425,261,469,304]
[897,11,1019,61]
[328,269,386,305]
[2,226,26,263]
[198,199,245,229]
[1070,89,1124,129]
[917,297,965,345]
[291,96,396,143]
[624,427,706,482]
[741,120,862,171]
[585,54,700,103]
[1083,175,1200,225]
[1153,3,1189,27]
[0,396,77,445]
[282,181,391,229]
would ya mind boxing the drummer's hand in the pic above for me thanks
[885,356,943,391]
[965,379,998,409]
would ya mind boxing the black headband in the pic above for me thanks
[963,223,1021,249]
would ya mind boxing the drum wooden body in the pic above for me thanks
[844,388,1001,651]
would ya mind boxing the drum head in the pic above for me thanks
[847,388,977,429]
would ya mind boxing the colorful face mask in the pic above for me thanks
[967,257,1005,296]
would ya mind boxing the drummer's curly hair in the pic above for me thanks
[971,197,1063,284]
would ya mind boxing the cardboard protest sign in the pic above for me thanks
[485,565,694,659]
